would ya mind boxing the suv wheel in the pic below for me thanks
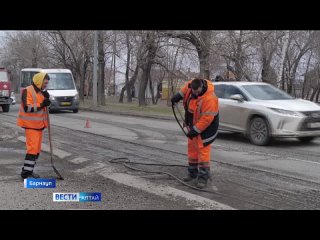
[248,117,270,146]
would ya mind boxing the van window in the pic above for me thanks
[47,73,75,90]
[20,71,39,87]
[0,72,8,82]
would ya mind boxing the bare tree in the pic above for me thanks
[218,31,255,81]
[154,38,187,105]
[0,31,49,91]
[119,31,143,103]
[162,31,212,79]
[284,31,318,94]
[42,31,93,100]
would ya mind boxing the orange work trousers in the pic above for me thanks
[25,129,43,155]
[187,136,211,168]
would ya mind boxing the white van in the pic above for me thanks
[20,68,79,113]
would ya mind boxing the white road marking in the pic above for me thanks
[68,157,90,164]
[95,166,234,210]
[286,157,320,165]
[214,143,320,165]
[17,136,72,159]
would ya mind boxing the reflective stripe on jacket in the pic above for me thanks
[17,85,48,129]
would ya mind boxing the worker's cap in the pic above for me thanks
[32,72,50,89]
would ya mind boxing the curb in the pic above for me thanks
[79,106,175,121]
[17,95,175,120]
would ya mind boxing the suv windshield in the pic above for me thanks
[242,84,294,100]
[47,73,75,90]
[0,72,9,82]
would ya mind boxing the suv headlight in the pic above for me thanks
[74,93,79,100]
[269,108,302,117]
[50,95,55,101]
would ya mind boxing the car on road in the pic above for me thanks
[213,81,320,145]
[10,91,16,105]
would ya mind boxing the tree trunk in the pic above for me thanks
[113,33,117,95]
[277,31,290,88]
[148,71,156,104]
[31,48,37,67]
[156,82,161,104]
[120,63,139,103]
[234,30,243,81]
[306,88,311,100]
[258,31,277,85]
[80,54,89,101]
[126,79,133,102]
[310,87,318,101]
[138,32,157,106]
[97,31,105,106]
[315,88,320,102]
[302,52,313,99]
[198,49,210,79]
[198,31,211,79]
[119,87,126,103]
[120,32,132,103]
[139,64,151,106]
[261,63,268,82]
[74,66,82,98]
[260,45,274,84]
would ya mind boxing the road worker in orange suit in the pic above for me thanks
[171,78,219,188]
[17,72,51,179]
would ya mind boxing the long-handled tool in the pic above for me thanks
[46,109,64,180]
[172,103,188,137]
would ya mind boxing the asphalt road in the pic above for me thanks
[1,104,320,209]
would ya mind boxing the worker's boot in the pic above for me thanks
[196,167,210,189]
[183,165,198,182]
[21,154,40,179]
[21,170,40,179]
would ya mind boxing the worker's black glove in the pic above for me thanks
[42,90,50,99]
[171,93,183,106]
[187,127,199,139]
[41,98,51,107]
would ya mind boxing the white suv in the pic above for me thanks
[213,81,320,145]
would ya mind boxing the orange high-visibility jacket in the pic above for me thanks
[179,79,219,146]
[17,85,48,129]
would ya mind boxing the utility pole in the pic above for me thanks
[93,31,98,107]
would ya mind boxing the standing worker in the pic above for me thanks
[17,72,51,179]
[171,78,219,188]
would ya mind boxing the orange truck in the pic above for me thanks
[0,67,12,112]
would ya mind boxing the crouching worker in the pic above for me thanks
[171,78,219,188]
[17,72,51,179]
